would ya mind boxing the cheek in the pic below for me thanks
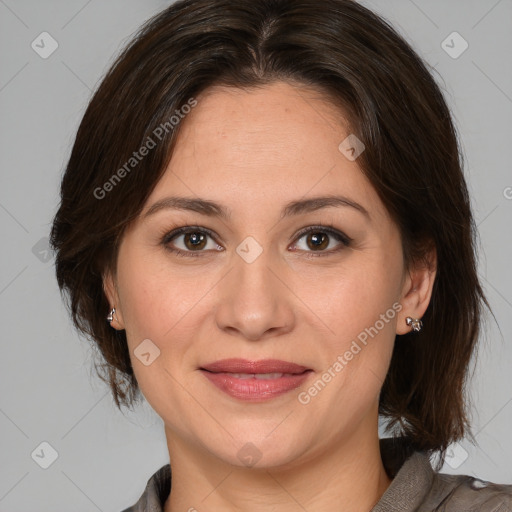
[116,243,201,342]
[296,252,401,337]
[115,250,196,411]
[295,251,402,392]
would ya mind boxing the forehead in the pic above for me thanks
[143,81,390,226]
[173,82,349,171]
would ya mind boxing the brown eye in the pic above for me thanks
[162,226,222,257]
[183,232,207,250]
[305,232,330,251]
[292,226,351,256]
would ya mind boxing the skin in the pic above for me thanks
[104,81,436,512]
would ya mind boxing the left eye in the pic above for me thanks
[291,227,351,255]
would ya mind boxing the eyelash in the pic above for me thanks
[160,224,352,259]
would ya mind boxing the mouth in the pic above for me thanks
[210,372,299,379]
[199,358,313,402]
[200,358,311,374]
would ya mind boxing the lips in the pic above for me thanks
[200,358,310,374]
[200,358,313,402]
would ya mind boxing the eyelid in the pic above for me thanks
[292,224,352,246]
[161,225,218,245]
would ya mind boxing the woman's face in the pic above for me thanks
[105,81,430,469]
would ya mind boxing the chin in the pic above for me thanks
[211,425,312,470]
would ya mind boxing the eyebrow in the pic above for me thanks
[143,195,370,221]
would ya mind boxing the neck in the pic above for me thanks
[163,419,392,512]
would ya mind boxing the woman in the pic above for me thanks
[50,0,512,510]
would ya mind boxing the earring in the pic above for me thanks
[406,316,423,332]
[107,307,116,323]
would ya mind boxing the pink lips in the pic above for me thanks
[200,358,312,402]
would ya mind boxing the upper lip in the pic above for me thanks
[200,358,310,374]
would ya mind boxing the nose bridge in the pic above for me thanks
[214,241,294,340]
[235,245,275,299]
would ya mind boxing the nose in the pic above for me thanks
[214,248,296,342]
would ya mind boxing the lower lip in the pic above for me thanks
[201,370,312,402]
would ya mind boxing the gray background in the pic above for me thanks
[0,0,511,510]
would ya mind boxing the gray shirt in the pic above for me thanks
[121,438,512,511]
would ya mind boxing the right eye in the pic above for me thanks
[161,226,223,257]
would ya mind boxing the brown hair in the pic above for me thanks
[50,0,489,459]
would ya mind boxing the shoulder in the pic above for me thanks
[120,464,171,512]
[424,472,512,512]
[376,438,512,512]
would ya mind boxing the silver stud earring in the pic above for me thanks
[107,307,116,323]
[406,316,423,332]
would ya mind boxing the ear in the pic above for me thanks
[396,245,437,335]
[102,269,125,330]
